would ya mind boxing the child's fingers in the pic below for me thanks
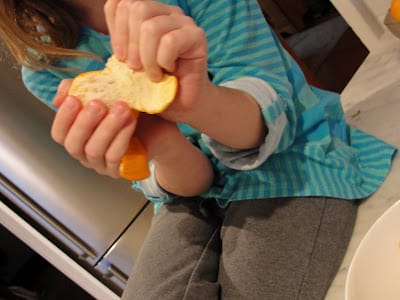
[104,117,138,178]
[110,0,184,69]
[111,0,161,60]
[104,0,120,36]
[62,100,107,162]
[157,25,207,72]
[83,102,136,172]
[81,117,142,179]
[51,96,82,144]
[53,79,73,107]
[138,15,183,81]
[125,1,172,69]
[111,0,133,60]
[111,0,163,63]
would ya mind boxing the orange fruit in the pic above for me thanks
[391,0,400,22]
[69,55,178,114]
[69,55,178,180]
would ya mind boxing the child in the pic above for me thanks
[0,0,396,299]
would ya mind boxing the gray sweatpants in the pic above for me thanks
[121,197,358,300]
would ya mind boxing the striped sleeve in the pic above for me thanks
[21,67,61,110]
[186,0,298,153]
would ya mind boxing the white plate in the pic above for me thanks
[346,200,400,300]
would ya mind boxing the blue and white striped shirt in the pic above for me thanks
[22,0,396,212]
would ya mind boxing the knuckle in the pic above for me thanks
[193,26,206,39]
[181,15,195,25]
[50,129,62,144]
[161,33,176,49]
[141,19,160,36]
[130,1,148,16]
[171,6,184,15]
[117,0,131,10]
[64,141,81,158]
[105,152,122,166]
[85,147,102,162]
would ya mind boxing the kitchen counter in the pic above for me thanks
[330,0,398,52]
[325,45,400,299]
[326,1,400,298]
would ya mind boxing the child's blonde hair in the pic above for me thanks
[0,0,96,70]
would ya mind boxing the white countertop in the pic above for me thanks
[325,2,400,298]
[330,0,398,52]
[325,45,400,299]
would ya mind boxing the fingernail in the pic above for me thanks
[128,57,142,70]
[148,68,163,82]
[115,47,126,61]
[87,101,103,115]
[63,96,79,110]
[111,102,128,117]
[124,115,137,127]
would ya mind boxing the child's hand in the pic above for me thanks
[51,83,137,178]
[104,0,209,122]
[51,80,182,178]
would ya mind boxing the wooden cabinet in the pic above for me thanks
[258,0,336,35]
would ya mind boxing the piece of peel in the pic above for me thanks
[392,0,400,22]
[68,55,178,180]
[119,137,150,180]
[69,55,178,114]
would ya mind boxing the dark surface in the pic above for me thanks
[0,223,94,300]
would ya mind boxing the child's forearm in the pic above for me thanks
[181,81,268,150]
[149,127,214,197]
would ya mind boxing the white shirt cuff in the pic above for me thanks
[202,77,287,170]
[133,162,176,201]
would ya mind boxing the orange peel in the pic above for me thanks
[69,55,178,114]
[119,136,150,180]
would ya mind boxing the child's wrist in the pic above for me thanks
[177,80,217,126]
[149,124,186,163]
